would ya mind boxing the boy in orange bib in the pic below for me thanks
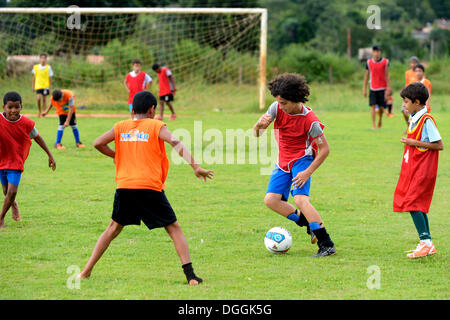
[393,82,443,259]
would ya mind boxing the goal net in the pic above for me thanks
[0,7,267,110]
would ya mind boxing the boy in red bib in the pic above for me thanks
[152,63,177,121]
[0,92,56,228]
[393,82,443,259]
[253,73,336,257]
[124,59,152,113]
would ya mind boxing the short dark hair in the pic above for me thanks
[3,91,22,105]
[152,63,160,71]
[40,53,47,58]
[268,73,310,103]
[132,91,157,114]
[400,82,429,105]
[414,63,425,72]
[52,89,63,101]
[132,59,142,65]
[372,45,382,51]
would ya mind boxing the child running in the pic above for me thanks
[78,91,213,285]
[393,82,443,259]
[42,89,85,150]
[253,73,336,257]
[0,92,56,228]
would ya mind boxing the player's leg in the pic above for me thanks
[377,105,384,128]
[158,98,165,120]
[165,221,203,285]
[42,93,47,119]
[36,92,43,118]
[377,91,385,128]
[370,105,377,130]
[78,219,123,278]
[55,115,66,149]
[69,114,84,148]
[0,182,19,228]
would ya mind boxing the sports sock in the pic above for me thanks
[71,125,81,143]
[313,227,334,248]
[56,126,64,144]
[422,212,431,240]
[287,210,299,223]
[182,262,203,284]
[287,209,309,228]
[410,211,431,241]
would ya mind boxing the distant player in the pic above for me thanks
[384,88,394,117]
[363,45,390,130]
[414,64,432,113]
[42,89,85,150]
[31,53,54,118]
[0,92,56,229]
[152,63,177,121]
[401,56,420,127]
[393,82,443,259]
[78,91,213,284]
[253,73,336,257]
[123,59,152,113]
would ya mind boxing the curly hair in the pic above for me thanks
[400,82,429,105]
[268,73,310,103]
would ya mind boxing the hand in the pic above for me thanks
[194,167,214,182]
[41,111,47,117]
[257,114,272,129]
[172,89,176,96]
[48,156,56,171]
[64,121,70,128]
[363,88,367,98]
[292,170,311,189]
[401,137,416,146]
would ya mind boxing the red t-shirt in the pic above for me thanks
[157,67,172,97]
[367,58,389,90]
[0,113,35,172]
[126,72,150,104]
[273,104,324,172]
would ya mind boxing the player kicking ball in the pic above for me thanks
[78,91,213,285]
[253,73,336,257]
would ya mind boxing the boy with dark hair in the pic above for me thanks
[42,89,85,150]
[401,56,420,127]
[394,82,443,259]
[414,64,432,113]
[78,91,213,285]
[152,63,177,121]
[124,59,152,113]
[253,73,336,257]
[363,45,390,130]
[0,92,56,228]
[32,53,54,118]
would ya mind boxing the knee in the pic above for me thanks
[264,193,279,209]
[107,221,122,238]
[294,196,310,210]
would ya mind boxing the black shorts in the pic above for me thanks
[36,89,50,96]
[369,90,385,107]
[58,113,77,126]
[112,189,177,230]
[159,94,174,102]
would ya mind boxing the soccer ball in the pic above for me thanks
[264,227,292,253]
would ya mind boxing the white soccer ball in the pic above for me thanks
[264,227,292,253]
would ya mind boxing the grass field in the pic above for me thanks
[0,87,448,299]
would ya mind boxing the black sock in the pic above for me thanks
[295,210,309,228]
[182,263,203,284]
[313,227,334,248]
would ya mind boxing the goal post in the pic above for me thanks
[0,7,268,110]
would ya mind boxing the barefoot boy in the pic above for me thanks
[0,92,56,228]
[253,73,336,257]
[363,45,390,129]
[393,82,443,259]
[78,91,213,285]
[42,89,85,150]
[152,63,177,121]
[31,53,53,118]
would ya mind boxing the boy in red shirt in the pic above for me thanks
[78,91,213,285]
[393,82,443,259]
[253,73,336,257]
[363,45,390,130]
[0,92,56,228]
[152,63,177,121]
[124,59,152,113]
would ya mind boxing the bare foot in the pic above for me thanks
[0,220,5,229]
[11,202,20,221]
[77,271,91,279]
[188,278,204,286]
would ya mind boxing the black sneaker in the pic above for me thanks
[313,245,336,257]
[306,226,318,244]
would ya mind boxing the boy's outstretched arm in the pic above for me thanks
[93,129,115,158]
[33,135,56,171]
[159,126,213,181]
[253,113,272,137]
[292,134,330,189]
[41,102,53,117]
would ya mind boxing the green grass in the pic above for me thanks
[0,99,448,299]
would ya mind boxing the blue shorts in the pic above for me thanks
[266,156,314,201]
[129,104,133,112]
[0,169,22,187]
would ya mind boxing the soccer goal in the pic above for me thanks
[0,7,268,109]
